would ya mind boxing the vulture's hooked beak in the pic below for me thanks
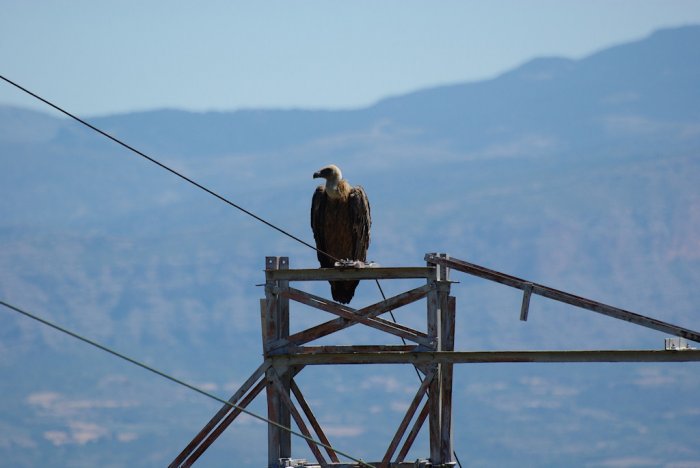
[313,171,322,179]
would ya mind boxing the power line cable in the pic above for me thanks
[2,75,459,465]
[0,299,375,468]
[0,74,340,264]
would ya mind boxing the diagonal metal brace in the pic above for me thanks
[425,254,700,343]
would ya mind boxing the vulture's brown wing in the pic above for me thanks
[348,185,371,262]
[310,186,333,267]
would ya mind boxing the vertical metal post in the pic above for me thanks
[426,254,440,464]
[277,257,291,460]
[427,253,454,466]
[440,295,456,464]
[264,256,291,467]
[520,282,533,321]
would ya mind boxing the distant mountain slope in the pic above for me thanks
[29,24,696,158]
[2,24,699,351]
[370,25,700,150]
[1,25,700,468]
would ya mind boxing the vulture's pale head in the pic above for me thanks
[313,164,343,196]
[313,164,342,182]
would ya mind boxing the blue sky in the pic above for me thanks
[2,0,700,116]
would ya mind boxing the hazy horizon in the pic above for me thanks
[2,1,700,116]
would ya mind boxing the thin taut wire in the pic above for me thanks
[0,299,375,468]
[2,75,458,465]
[0,74,340,264]
[374,279,463,467]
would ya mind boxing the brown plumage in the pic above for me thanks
[311,165,371,304]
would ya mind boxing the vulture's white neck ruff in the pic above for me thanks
[324,167,343,199]
[325,178,341,199]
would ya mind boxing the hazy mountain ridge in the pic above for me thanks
[1,25,699,467]
[14,25,693,159]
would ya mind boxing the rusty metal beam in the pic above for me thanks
[294,345,417,355]
[382,368,435,467]
[282,288,428,339]
[425,254,700,343]
[266,266,436,282]
[281,287,430,347]
[291,381,340,463]
[271,349,700,366]
[179,378,267,467]
[396,401,431,463]
[268,283,433,352]
[269,369,328,466]
[169,360,270,468]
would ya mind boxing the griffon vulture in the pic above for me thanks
[311,165,371,304]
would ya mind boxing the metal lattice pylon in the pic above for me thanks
[170,254,700,468]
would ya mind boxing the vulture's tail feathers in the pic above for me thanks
[330,280,360,304]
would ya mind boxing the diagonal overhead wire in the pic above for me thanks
[1,75,459,465]
[0,299,375,468]
[0,74,339,264]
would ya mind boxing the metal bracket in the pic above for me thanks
[333,259,379,268]
[665,337,696,350]
[278,458,308,468]
[520,283,533,321]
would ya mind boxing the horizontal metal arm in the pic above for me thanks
[271,349,700,366]
[266,266,436,281]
